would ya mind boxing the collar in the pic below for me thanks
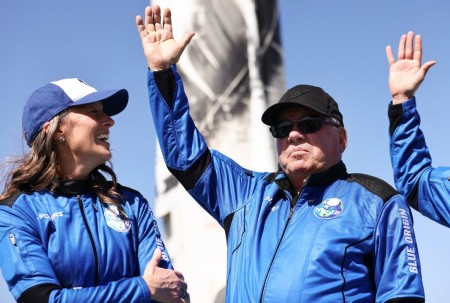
[268,161,349,192]
[52,179,92,196]
[306,161,348,187]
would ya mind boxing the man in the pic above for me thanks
[137,5,425,302]
[386,31,449,226]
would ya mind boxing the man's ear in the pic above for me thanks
[338,127,347,153]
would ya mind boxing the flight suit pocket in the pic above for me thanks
[1,231,37,283]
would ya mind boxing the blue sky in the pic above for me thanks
[1,1,450,302]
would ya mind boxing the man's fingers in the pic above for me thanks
[145,6,155,32]
[174,270,185,281]
[153,4,162,30]
[413,34,423,62]
[405,31,414,59]
[180,291,191,303]
[421,60,437,75]
[149,248,162,267]
[179,32,195,50]
[163,8,172,32]
[178,287,190,303]
[386,45,395,66]
[136,15,148,39]
[178,287,187,297]
[397,34,406,60]
[178,279,188,291]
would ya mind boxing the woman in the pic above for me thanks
[0,78,189,303]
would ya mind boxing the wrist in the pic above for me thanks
[148,64,171,71]
[391,93,413,105]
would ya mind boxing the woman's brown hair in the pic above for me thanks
[0,111,122,205]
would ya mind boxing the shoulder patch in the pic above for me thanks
[0,191,22,207]
[347,173,398,203]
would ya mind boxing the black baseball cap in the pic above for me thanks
[261,84,344,126]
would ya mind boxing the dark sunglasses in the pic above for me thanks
[269,116,341,138]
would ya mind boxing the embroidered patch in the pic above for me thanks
[104,205,131,232]
[313,198,344,219]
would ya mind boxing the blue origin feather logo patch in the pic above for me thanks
[104,205,131,232]
[313,198,344,219]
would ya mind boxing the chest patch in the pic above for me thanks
[104,205,131,232]
[313,198,344,219]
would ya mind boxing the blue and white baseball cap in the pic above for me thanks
[22,78,128,147]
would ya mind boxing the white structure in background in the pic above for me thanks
[153,0,285,302]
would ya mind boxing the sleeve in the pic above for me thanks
[0,204,61,302]
[389,98,450,227]
[48,278,150,303]
[134,192,173,272]
[0,203,152,303]
[147,66,257,224]
[372,195,425,303]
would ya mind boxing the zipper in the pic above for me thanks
[77,195,99,286]
[259,200,296,302]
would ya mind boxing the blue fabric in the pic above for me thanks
[390,97,450,227]
[148,67,425,302]
[0,186,172,302]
